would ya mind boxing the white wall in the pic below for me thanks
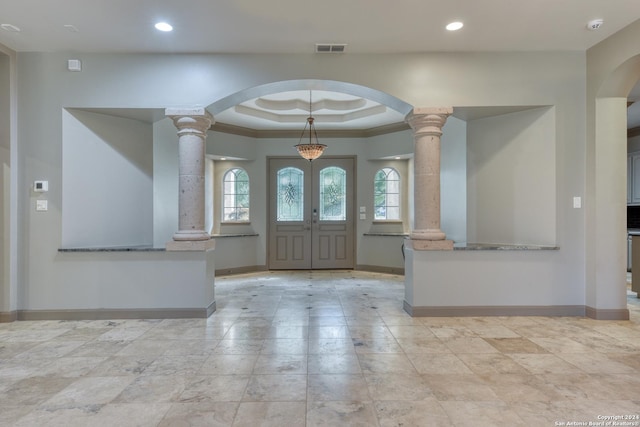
[62,109,153,248]
[467,107,556,245]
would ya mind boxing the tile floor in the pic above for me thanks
[1,270,640,426]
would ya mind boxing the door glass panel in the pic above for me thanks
[277,167,304,221]
[319,166,346,221]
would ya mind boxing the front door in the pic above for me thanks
[268,157,355,269]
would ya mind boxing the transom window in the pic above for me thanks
[222,168,250,222]
[374,167,400,220]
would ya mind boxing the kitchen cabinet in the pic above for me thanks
[628,152,640,205]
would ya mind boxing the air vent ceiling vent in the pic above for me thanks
[315,43,347,53]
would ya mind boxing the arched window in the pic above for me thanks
[223,168,250,222]
[374,167,400,220]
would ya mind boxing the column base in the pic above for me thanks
[410,239,453,251]
[166,239,216,252]
[173,230,211,241]
[410,229,446,241]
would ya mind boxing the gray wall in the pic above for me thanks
[11,50,587,311]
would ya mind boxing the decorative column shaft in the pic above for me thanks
[406,107,453,250]
[166,108,215,251]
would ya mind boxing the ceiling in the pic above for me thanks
[2,0,640,132]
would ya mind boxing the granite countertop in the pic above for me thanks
[59,246,165,252]
[453,243,559,251]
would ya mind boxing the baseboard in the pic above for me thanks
[404,301,588,317]
[0,311,17,323]
[356,264,405,275]
[585,306,630,320]
[16,306,215,321]
[215,265,267,276]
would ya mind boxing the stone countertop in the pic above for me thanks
[453,243,559,251]
[363,233,409,237]
[59,246,165,252]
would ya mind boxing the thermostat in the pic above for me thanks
[34,180,48,192]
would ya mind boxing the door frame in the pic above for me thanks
[266,155,357,270]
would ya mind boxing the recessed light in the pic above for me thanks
[394,156,401,160]
[154,22,173,32]
[220,157,227,161]
[446,21,464,31]
[64,24,79,33]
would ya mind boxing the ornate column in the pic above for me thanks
[165,107,215,251]
[406,107,453,250]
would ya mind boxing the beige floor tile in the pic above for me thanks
[507,353,584,374]
[484,337,549,354]
[307,353,362,374]
[440,400,528,426]
[179,375,250,403]
[365,372,433,400]
[442,337,500,353]
[200,354,258,375]
[306,401,379,427]
[408,353,474,375]
[158,401,239,427]
[307,374,371,401]
[457,353,531,375]
[3,271,640,426]
[242,374,307,401]
[357,353,418,374]
[423,374,500,401]
[374,400,452,427]
[233,401,306,427]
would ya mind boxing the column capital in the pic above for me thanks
[166,108,214,136]
[405,107,453,137]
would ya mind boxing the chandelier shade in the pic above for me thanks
[295,92,326,161]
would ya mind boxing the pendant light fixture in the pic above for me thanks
[295,91,326,161]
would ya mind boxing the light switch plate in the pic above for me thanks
[573,196,581,209]
[36,200,48,211]
[359,213,366,220]
[360,206,366,213]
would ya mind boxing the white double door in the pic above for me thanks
[268,157,355,270]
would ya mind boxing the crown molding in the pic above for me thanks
[210,121,410,138]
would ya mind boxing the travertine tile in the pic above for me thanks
[2,271,640,426]
[243,374,307,401]
[307,374,370,401]
[306,401,379,427]
[374,400,452,427]
[158,401,239,427]
[233,401,305,427]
